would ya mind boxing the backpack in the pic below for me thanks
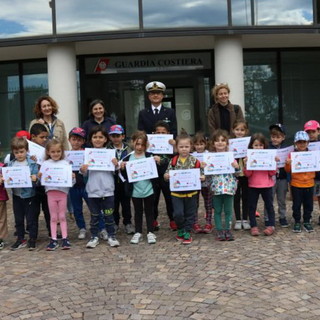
[171,155,201,168]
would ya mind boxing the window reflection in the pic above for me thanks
[232,0,252,26]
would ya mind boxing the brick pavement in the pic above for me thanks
[1,196,320,320]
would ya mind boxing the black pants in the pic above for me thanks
[132,194,154,233]
[12,195,38,240]
[234,176,249,220]
[114,181,132,226]
[291,186,314,223]
[34,187,51,235]
[153,177,173,221]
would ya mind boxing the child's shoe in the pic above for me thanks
[78,228,86,240]
[216,230,226,241]
[225,230,235,241]
[46,239,59,251]
[28,239,36,251]
[147,232,157,244]
[99,229,108,240]
[279,218,289,228]
[263,226,275,236]
[293,223,302,233]
[192,224,202,234]
[11,239,27,250]
[130,232,142,244]
[242,220,251,230]
[61,238,71,250]
[124,224,135,234]
[182,232,192,245]
[86,237,99,248]
[203,224,213,234]
[234,220,242,230]
[303,223,314,233]
[153,220,160,231]
[175,229,185,242]
[0,239,4,250]
[169,220,177,231]
[108,236,120,247]
[250,227,260,236]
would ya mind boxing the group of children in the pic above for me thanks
[0,117,319,251]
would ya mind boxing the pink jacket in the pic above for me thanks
[0,163,9,201]
[244,169,276,188]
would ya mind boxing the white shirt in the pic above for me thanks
[152,105,162,114]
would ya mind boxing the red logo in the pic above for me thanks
[94,58,110,73]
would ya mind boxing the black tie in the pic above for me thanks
[154,108,159,115]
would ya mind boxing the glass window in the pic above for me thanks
[232,0,252,26]
[243,52,279,137]
[254,0,313,25]
[56,0,139,34]
[0,0,52,39]
[143,0,228,28]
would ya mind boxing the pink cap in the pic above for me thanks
[304,120,320,131]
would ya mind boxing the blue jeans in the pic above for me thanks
[291,186,314,223]
[69,187,89,230]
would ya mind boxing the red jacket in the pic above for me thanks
[0,163,9,201]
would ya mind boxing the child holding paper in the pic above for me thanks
[121,131,158,245]
[285,131,315,233]
[244,133,277,236]
[207,129,239,241]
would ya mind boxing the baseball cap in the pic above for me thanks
[145,81,166,93]
[294,131,310,143]
[304,120,320,131]
[16,130,31,140]
[269,123,286,135]
[109,125,124,135]
[69,127,86,139]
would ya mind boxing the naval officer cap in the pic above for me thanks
[145,81,166,93]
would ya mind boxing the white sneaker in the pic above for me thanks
[99,229,108,240]
[130,232,142,244]
[86,237,99,248]
[124,223,135,235]
[147,232,157,244]
[108,237,120,247]
[78,228,86,240]
[242,220,251,230]
[234,220,242,230]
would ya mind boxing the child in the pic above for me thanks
[244,133,277,236]
[192,131,213,234]
[285,131,315,233]
[304,120,320,225]
[152,121,176,231]
[40,139,73,251]
[232,120,250,230]
[267,123,289,227]
[30,123,51,238]
[0,162,9,249]
[7,137,39,250]
[68,127,89,240]
[208,130,239,241]
[80,126,120,248]
[164,132,203,245]
[121,131,157,244]
[107,124,134,234]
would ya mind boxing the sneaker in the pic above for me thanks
[175,229,185,242]
[11,239,27,250]
[216,230,226,241]
[225,230,235,241]
[99,229,108,240]
[193,223,202,234]
[147,232,157,244]
[182,232,192,245]
[263,226,275,236]
[203,224,213,234]
[86,237,99,248]
[61,238,71,250]
[124,224,135,235]
[250,227,260,236]
[242,220,251,230]
[234,220,242,230]
[169,220,178,231]
[0,239,4,250]
[108,236,120,247]
[255,211,260,217]
[46,239,59,251]
[130,232,142,244]
[293,223,302,233]
[28,239,36,251]
[78,228,86,240]
[153,220,160,231]
[303,223,314,233]
[279,218,289,228]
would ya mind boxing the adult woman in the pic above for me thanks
[208,83,245,135]
[81,99,115,141]
[29,96,69,150]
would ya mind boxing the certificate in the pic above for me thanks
[40,163,73,187]
[65,151,85,171]
[246,149,277,170]
[147,134,174,154]
[203,152,235,175]
[229,137,251,159]
[84,148,115,171]
[191,152,204,163]
[2,166,32,188]
[169,169,201,191]
[126,157,158,183]
[291,151,320,173]
[27,140,45,165]
[308,141,320,151]
[276,145,294,168]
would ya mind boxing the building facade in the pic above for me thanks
[0,0,320,152]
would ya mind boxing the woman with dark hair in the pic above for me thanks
[81,99,116,141]
[29,96,69,150]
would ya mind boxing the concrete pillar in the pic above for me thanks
[214,36,245,111]
[47,44,78,132]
